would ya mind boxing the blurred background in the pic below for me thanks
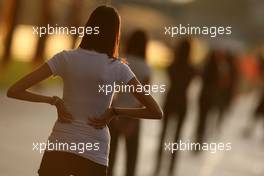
[0,0,264,176]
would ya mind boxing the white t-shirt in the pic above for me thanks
[46,48,135,166]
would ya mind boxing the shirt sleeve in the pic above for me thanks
[117,62,136,84]
[46,51,65,77]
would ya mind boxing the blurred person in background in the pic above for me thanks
[244,54,264,139]
[215,50,238,131]
[6,6,162,176]
[195,50,220,146]
[217,50,239,129]
[195,49,238,146]
[108,30,151,176]
[155,38,195,176]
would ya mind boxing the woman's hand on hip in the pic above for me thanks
[52,96,74,123]
[87,108,117,129]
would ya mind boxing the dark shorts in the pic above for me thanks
[38,151,107,176]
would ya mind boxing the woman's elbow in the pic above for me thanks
[6,87,18,98]
[153,109,163,119]
[157,110,164,119]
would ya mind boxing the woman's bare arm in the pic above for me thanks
[88,77,163,129]
[113,77,163,120]
[7,63,54,104]
[6,63,73,123]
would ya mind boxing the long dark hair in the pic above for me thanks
[125,30,148,60]
[79,5,121,59]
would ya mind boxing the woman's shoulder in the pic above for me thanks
[111,57,129,67]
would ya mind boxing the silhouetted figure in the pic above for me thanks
[195,50,219,146]
[216,51,238,130]
[33,0,52,64]
[1,0,21,65]
[244,54,264,138]
[108,30,150,176]
[155,39,195,176]
[253,91,264,132]
[195,49,237,145]
[254,55,264,127]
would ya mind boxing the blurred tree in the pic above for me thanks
[68,0,83,48]
[32,0,52,64]
[1,0,21,65]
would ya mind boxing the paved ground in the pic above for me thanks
[1,71,264,176]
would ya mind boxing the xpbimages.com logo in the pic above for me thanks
[32,24,100,37]
[164,140,232,154]
[98,82,166,95]
[33,140,100,154]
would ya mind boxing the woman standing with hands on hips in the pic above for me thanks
[7,5,163,176]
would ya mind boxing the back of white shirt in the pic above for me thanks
[46,48,135,166]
